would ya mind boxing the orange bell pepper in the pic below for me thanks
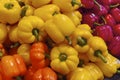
[30,42,50,70]
[1,54,27,79]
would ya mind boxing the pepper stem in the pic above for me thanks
[77,36,87,47]
[94,50,107,63]
[110,3,120,8]
[52,11,59,16]
[65,36,72,45]
[94,0,101,8]
[0,51,3,58]
[116,70,120,74]
[71,0,81,6]
[4,3,14,9]
[16,76,22,80]
[10,42,20,48]
[78,59,84,67]
[20,6,28,18]
[59,53,67,61]
[32,28,39,41]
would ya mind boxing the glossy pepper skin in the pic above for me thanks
[17,43,31,65]
[67,67,93,80]
[87,36,108,63]
[8,24,19,43]
[1,54,27,78]
[28,0,51,8]
[94,25,114,43]
[17,16,46,44]
[64,11,82,26]
[30,42,49,70]
[34,4,60,22]
[32,67,57,80]
[50,44,79,75]
[95,53,120,77]
[0,0,21,24]
[44,13,76,44]
[52,0,81,12]
[0,23,8,43]
[108,36,120,58]
[71,28,93,53]
[84,63,104,80]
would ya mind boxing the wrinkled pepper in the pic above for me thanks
[95,53,120,77]
[21,4,34,18]
[52,0,81,12]
[17,43,31,65]
[84,63,104,80]
[77,24,92,33]
[8,24,19,43]
[34,4,60,22]
[0,23,8,43]
[1,54,27,79]
[28,0,51,8]
[44,13,76,44]
[67,67,93,80]
[64,11,82,26]
[30,42,50,70]
[0,0,21,24]
[17,16,46,44]
[87,36,108,63]
[50,44,79,75]
[32,67,57,80]
[71,28,93,53]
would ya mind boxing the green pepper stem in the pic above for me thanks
[71,0,81,6]
[52,11,59,16]
[17,0,25,7]
[0,51,3,58]
[116,70,120,74]
[94,0,101,9]
[32,28,39,41]
[45,53,50,59]
[4,3,14,9]
[10,42,20,48]
[21,6,28,18]
[110,3,120,8]
[59,53,67,61]
[94,50,107,63]
[77,36,87,47]
[65,36,72,45]
[78,59,84,67]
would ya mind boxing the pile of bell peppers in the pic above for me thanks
[0,0,119,80]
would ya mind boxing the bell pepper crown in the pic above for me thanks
[4,3,14,9]
[21,5,28,18]
[71,0,81,6]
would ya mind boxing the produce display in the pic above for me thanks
[0,0,120,80]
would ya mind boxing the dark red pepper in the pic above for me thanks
[108,36,120,58]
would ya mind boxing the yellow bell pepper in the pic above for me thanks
[87,36,108,63]
[0,0,21,24]
[28,0,51,8]
[17,16,46,44]
[21,4,34,18]
[52,0,81,12]
[50,44,79,75]
[71,28,93,53]
[64,11,82,26]
[44,13,76,44]
[8,24,19,42]
[67,67,93,80]
[34,4,60,22]
[77,24,92,33]
[95,53,120,77]
[84,63,104,80]
[17,43,31,65]
[0,23,8,43]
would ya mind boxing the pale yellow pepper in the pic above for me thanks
[0,23,8,43]
[34,4,60,22]
[0,0,21,24]
[64,11,82,26]
[28,0,51,8]
[8,24,19,42]
[67,67,93,80]
[17,44,31,65]
[52,0,81,12]
[44,13,76,44]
